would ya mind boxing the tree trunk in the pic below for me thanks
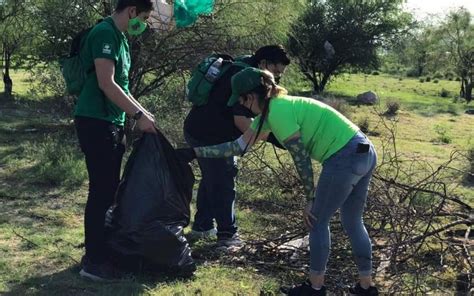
[3,50,12,98]
[460,79,465,98]
[465,82,472,103]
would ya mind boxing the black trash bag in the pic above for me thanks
[106,131,195,276]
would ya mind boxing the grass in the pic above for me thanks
[1,69,473,295]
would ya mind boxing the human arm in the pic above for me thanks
[95,58,156,133]
[284,132,316,229]
[194,127,266,158]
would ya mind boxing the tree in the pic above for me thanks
[436,8,474,103]
[0,0,30,97]
[288,0,411,93]
[28,0,301,99]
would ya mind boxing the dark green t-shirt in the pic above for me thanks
[251,95,359,162]
[74,17,130,126]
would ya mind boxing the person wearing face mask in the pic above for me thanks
[74,0,157,281]
[182,45,290,248]
[178,68,379,295]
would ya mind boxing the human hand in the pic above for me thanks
[137,112,157,134]
[303,200,316,230]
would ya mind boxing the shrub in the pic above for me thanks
[419,78,425,83]
[433,72,443,79]
[433,79,439,83]
[322,97,352,118]
[440,88,450,98]
[29,135,87,187]
[467,145,474,183]
[357,117,370,133]
[433,124,452,144]
[385,100,400,116]
[372,71,380,75]
[426,76,431,82]
[398,77,403,81]
[406,68,419,77]
[444,71,455,80]
[447,104,460,115]
[455,77,461,81]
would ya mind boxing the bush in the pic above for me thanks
[444,71,455,80]
[426,76,431,82]
[372,71,380,75]
[398,77,403,81]
[466,145,474,183]
[357,117,370,133]
[433,72,443,79]
[321,97,352,118]
[447,104,460,115]
[455,77,461,81]
[406,68,419,77]
[433,79,439,83]
[440,88,450,98]
[419,78,425,83]
[433,124,452,144]
[29,134,87,187]
[385,100,400,116]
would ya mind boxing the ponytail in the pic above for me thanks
[242,70,288,154]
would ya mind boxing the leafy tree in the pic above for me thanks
[0,0,31,97]
[288,0,411,93]
[436,8,474,103]
[27,0,301,99]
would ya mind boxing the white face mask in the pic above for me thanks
[148,0,173,32]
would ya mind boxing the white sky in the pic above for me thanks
[404,0,474,20]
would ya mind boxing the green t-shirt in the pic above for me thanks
[74,17,130,126]
[250,95,359,162]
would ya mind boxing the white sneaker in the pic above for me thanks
[189,228,218,239]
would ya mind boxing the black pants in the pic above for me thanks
[75,116,125,264]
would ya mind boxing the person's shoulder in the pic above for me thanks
[89,19,116,39]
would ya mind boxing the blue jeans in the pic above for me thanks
[184,133,238,238]
[309,131,377,277]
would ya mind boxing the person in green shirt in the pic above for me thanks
[74,0,156,281]
[178,68,379,295]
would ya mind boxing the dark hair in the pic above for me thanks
[115,0,153,13]
[253,45,290,66]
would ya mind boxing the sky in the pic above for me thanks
[404,0,474,20]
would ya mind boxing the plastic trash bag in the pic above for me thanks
[174,0,214,28]
[106,132,195,276]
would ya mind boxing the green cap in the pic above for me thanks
[227,67,265,107]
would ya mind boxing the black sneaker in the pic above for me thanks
[79,260,120,282]
[282,280,327,296]
[349,283,379,295]
[217,233,243,248]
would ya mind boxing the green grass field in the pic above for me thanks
[0,69,472,295]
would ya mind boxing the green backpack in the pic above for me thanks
[186,54,250,106]
[60,22,102,96]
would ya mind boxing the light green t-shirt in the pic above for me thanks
[74,17,130,126]
[250,95,359,162]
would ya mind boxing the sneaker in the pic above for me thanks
[282,280,327,296]
[349,283,379,295]
[217,233,243,248]
[79,261,119,282]
[189,228,218,240]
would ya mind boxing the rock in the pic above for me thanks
[356,91,379,105]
